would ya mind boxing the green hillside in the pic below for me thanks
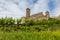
[0,17,60,40]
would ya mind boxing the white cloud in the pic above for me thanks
[0,0,60,18]
[0,0,25,18]
[51,0,60,17]
[31,0,50,16]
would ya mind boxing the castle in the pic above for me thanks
[21,8,50,24]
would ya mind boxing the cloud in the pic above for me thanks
[52,0,60,17]
[31,0,49,15]
[0,0,60,18]
[0,0,25,18]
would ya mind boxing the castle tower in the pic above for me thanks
[45,11,49,20]
[26,8,30,18]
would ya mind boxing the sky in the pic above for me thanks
[0,0,60,18]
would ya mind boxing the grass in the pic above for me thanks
[0,24,60,40]
[0,16,60,40]
[0,25,59,40]
[0,31,60,40]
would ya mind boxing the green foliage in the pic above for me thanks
[0,17,15,25]
[0,17,60,32]
[25,19,35,26]
[0,31,60,40]
[0,17,60,26]
[17,19,21,25]
[0,17,60,40]
[24,18,60,26]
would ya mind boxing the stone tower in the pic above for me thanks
[26,8,30,18]
[45,11,49,20]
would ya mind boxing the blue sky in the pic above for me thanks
[0,0,60,18]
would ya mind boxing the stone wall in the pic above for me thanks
[30,11,49,20]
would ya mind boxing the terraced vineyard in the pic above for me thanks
[0,17,60,40]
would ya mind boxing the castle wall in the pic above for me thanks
[29,11,49,20]
[21,8,50,24]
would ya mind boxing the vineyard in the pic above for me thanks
[0,17,60,40]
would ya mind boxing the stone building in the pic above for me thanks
[21,8,50,24]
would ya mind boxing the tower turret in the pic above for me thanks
[45,11,49,20]
[26,8,30,18]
